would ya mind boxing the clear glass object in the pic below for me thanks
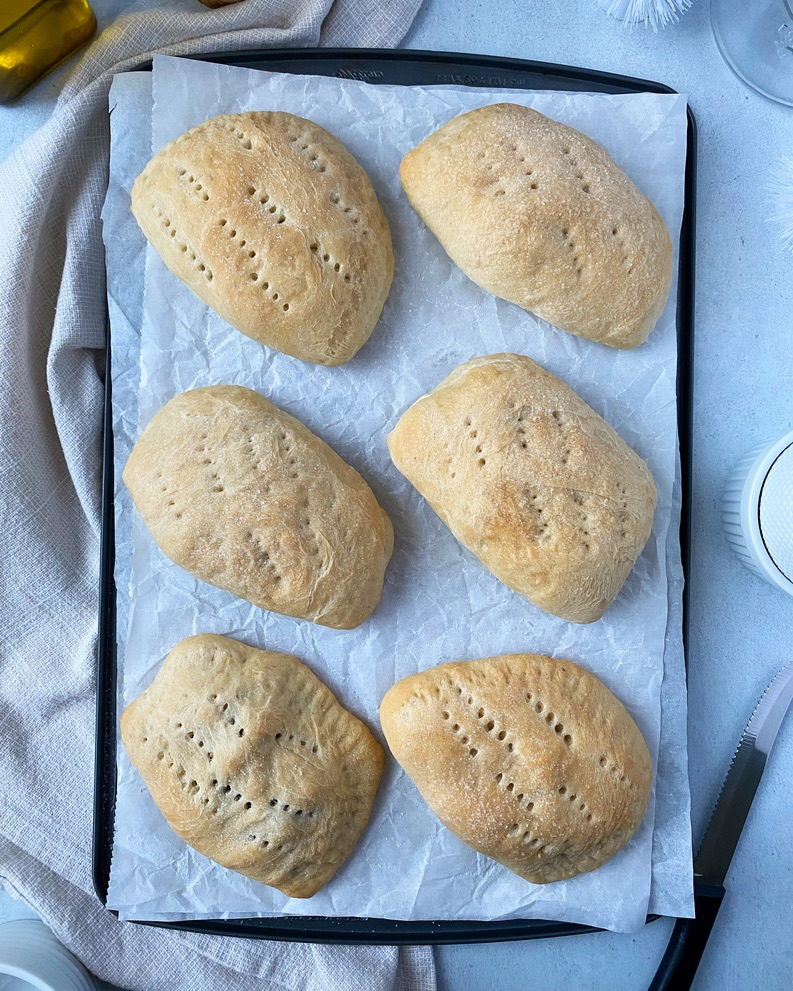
[0,0,96,104]
[711,0,793,106]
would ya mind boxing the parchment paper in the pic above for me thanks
[104,55,693,932]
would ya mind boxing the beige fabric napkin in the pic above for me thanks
[0,2,434,988]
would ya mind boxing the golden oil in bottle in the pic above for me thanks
[0,0,96,104]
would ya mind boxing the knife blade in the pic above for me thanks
[648,659,793,991]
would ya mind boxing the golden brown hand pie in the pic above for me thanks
[387,353,656,624]
[121,634,384,898]
[400,103,672,349]
[380,653,652,884]
[123,385,394,629]
[131,111,394,365]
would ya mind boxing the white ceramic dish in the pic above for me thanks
[0,921,95,991]
[723,428,793,595]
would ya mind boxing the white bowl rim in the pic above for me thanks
[0,921,94,991]
[740,428,793,594]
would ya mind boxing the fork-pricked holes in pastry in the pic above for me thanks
[462,414,488,470]
[245,185,287,225]
[308,240,352,283]
[151,204,213,282]
[177,167,211,202]
[329,189,361,225]
[561,226,584,278]
[217,218,290,311]
[287,129,329,175]
[223,120,254,151]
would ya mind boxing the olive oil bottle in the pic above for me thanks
[0,0,96,103]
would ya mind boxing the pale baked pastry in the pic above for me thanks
[387,353,657,624]
[121,634,384,898]
[131,112,394,365]
[123,385,394,629]
[400,103,672,349]
[380,653,652,884]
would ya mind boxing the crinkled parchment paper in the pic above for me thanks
[102,55,693,932]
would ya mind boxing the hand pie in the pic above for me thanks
[401,103,672,349]
[388,353,656,624]
[380,653,652,884]
[124,385,394,629]
[132,111,394,365]
[121,634,384,898]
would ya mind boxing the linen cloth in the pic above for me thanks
[0,2,435,989]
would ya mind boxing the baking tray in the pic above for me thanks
[94,47,697,945]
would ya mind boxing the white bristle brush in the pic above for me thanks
[769,156,793,251]
[596,0,693,30]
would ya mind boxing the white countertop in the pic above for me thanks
[3,2,792,989]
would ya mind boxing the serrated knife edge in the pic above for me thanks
[649,660,793,991]
[694,659,793,884]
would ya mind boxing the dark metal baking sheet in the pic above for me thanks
[95,47,696,945]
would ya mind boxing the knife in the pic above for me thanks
[648,659,793,991]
